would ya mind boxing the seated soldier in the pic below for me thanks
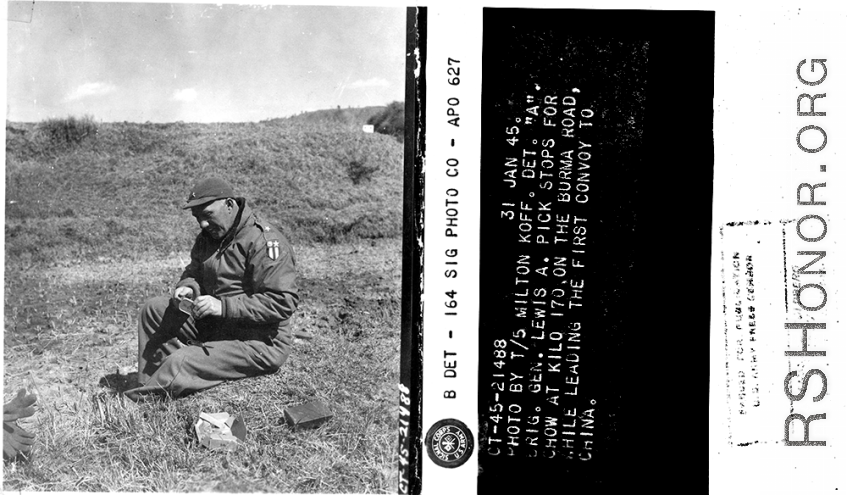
[124,177,298,401]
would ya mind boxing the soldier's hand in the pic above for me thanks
[4,389,36,422]
[173,286,195,300]
[193,295,222,319]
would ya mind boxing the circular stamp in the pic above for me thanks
[424,418,474,468]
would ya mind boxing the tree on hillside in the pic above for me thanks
[366,101,404,141]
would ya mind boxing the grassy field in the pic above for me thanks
[3,108,403,492]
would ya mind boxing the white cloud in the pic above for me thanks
[172,88,198,102]
[64,82,117,102]
[348,77,390,89]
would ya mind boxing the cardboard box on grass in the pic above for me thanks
[283,400,333,430]
[194,412,246,452]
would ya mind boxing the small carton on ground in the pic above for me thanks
[283,400,333,430]
[194,412,246,452]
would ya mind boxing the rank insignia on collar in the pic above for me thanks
[267,240,280,260]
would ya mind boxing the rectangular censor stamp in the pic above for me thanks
[718,216,832,449]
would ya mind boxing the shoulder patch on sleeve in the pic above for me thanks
[265,239,281,260]
[253,215,286,261]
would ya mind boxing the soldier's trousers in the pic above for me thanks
[124,296,290,400]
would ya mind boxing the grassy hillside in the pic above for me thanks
[3,108,404,492]
[272,106,386,129]
[5,110,403,263]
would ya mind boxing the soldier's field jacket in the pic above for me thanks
[176,199,298,341]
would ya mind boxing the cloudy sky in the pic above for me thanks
[6,2,407,122]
